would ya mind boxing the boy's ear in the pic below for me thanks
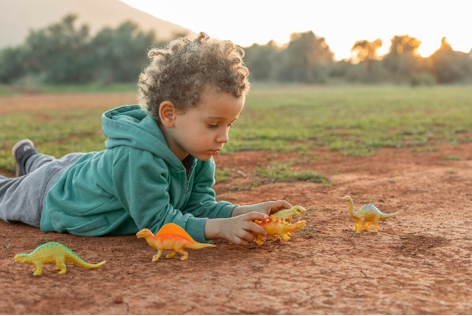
[159,101,176,127]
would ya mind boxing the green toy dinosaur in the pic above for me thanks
[14,242,106,276]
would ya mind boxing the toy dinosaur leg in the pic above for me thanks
[356,218,365,234]
[55,254,67,274]
[255,236,265,246]
[363,222,371,231]
[178,249,189,261]
[354,220,360,232]
[281,234,291,241]
[152,250,163,262]
[373,219,379,233]
[33,261,43,276]
[166,251,177,259]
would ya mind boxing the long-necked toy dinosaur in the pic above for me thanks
[137,223,215,262]
[14,242,106,276]
[254,215,306,245]
[342,195,398,234]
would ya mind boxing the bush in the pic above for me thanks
[410,72,436,86]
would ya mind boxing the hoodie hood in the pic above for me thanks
[102,105,184,170]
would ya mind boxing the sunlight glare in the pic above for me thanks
[121,0,471,60]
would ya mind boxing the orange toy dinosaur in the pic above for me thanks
[254,215,306,245]
[136,223,215,262]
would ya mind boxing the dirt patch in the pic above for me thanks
[0,92,137,115]
[1,144,472,314]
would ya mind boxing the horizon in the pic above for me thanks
[121,0,471,61]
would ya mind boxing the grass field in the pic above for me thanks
[1,84,471,175]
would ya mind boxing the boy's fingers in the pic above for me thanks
[247,222,267,237]
[238,230,256,242]
[282,200,292,208]
[270,200,292,213]
[243,212,268,221]
[242,212,268,236]
[234,236,248,246]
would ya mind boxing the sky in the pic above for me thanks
[121,0,471,61]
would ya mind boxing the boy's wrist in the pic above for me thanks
[231,206,240,217]
[231,205,249,217]
[232,205,257,217]
[204,218,223,240]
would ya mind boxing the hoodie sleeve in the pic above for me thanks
[111,148,210,243]
[182,158,237,219]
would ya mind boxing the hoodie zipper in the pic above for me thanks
[185,162,195,194]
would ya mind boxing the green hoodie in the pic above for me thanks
[40,105,236,243]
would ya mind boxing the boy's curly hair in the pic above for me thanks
[138,32,250,121]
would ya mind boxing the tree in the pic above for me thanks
[274,31,334,83]
[243,41,279,81]
[429,37,472,83]
[350,38,383,82]
[23,14,93,83]
[351,38,382,64]
[382,35,422,83]
[90,21,156,83]
[0,46,26,84]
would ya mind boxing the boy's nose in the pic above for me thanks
[217,130,229,143]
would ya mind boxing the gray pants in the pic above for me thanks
[0,153,83,227]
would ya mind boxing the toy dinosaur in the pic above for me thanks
[342,195,398,234]
[254,215,306,245]
[14,242,106,276]
[137,223,215,262]
[272,205,307,223]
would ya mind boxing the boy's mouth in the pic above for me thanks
[209,149,221,155]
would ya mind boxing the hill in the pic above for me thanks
[0,0,193,48]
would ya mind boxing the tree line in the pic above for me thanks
[1,14,471,85]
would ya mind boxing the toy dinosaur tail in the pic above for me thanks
[188,243,216,250]
[381,212,399,219]
[291,221,307,231]
[69,256,107,269]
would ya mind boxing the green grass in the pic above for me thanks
[0,85,18,96]
[0,83,136,95]
[227,84,472,155]
[254,160,332,185]
[0,108,107,173]
[1,84,471,180]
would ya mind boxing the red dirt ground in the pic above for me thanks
[1,142,471,314]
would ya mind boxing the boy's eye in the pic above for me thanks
[207,123,234,128]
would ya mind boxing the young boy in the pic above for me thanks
[0,32,291,246]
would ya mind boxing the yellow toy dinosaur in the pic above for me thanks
[14,242,106,276]
[272,205,307,223]
[254,215,306,245]
[342,195,398,234]
[137,223,215,262]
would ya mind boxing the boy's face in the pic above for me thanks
[165,87,245,161]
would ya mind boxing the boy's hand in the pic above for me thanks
[231,200,292,217]
[205,212,269,246]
